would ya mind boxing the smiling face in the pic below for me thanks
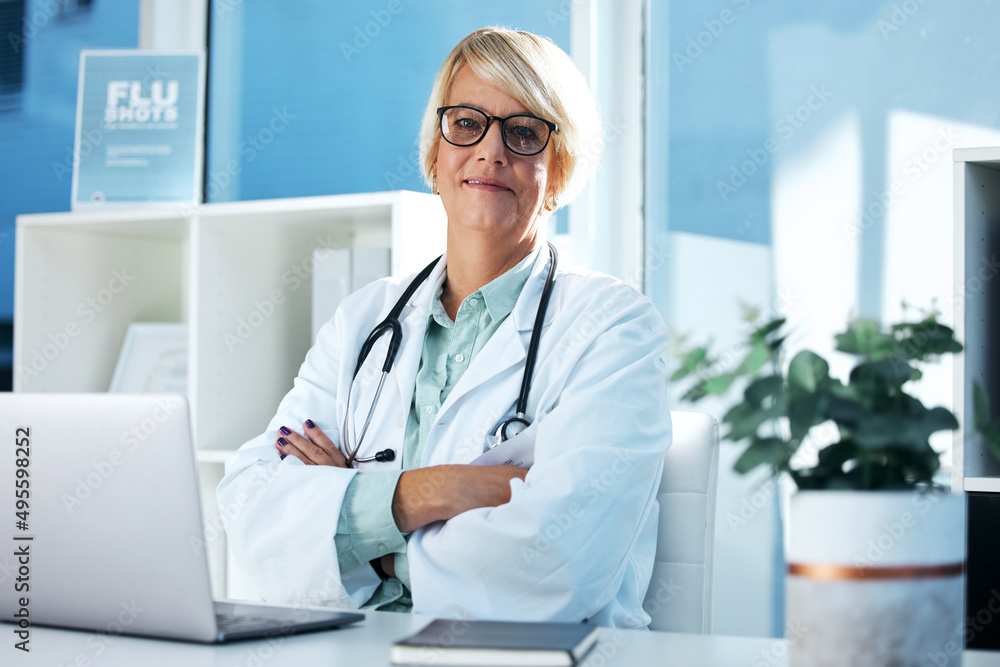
[433,65,557,250]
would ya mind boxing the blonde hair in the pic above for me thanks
[418,27,602,209]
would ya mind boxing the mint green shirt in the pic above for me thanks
[333,248,538,611]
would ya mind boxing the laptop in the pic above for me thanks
[0,392,363,643]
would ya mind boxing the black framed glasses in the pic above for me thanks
[437,106,558,156]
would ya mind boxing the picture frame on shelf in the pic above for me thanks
[109,322,188,394]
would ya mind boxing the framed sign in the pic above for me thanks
[71,50,205,209]
[108,322,188,394]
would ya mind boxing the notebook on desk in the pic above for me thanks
[0,392,363,643]
[391,619,600,666]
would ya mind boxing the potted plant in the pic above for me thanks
[673,307,971,667]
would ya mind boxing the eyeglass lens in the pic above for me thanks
[440,107,552,156]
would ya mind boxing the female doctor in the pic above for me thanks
[218,26,672,630]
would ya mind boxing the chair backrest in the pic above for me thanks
[644,411,719,633]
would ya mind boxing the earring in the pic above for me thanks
[432,175,439,195]
[543,194,558,212]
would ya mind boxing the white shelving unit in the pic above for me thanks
[14,191,446,597]
[14,191,446,451]
[953,147,1000,650]
[952,148,1000,492]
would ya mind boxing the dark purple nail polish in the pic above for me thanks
[278,437,289,447]
[279,426,291,436]
[280,454,287,460]
[305,419,316,429]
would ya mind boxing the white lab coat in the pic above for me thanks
[218,249,672,629]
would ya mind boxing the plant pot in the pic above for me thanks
[786,490,965,667]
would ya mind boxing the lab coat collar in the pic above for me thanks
[399,244,558,334]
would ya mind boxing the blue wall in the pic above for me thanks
[0,0,139,321]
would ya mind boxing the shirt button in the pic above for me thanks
[377,543,387,553]
[425,405,433,414]
[386,581,400,596]
[454,353,465,363]
[468,298,479,307]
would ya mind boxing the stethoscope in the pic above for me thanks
[341,242,558,467]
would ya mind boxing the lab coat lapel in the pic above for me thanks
[391,258,446,413]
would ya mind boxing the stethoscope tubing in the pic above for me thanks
[343,243,557,466]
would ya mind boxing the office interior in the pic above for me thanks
[1,0,998,642]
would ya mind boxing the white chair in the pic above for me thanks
[644,411,719,633]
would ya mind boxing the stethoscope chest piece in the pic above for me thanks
[491,415,530,449]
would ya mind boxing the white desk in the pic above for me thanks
[9,611,1000,666]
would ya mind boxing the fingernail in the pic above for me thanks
[280,454,287,460]
[305,419,316,429]
[278,437,289,447]
[279,426,291,436]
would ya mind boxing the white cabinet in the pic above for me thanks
[953,148,1000,492]
[14,191,446,598]
[953,147,1000,651]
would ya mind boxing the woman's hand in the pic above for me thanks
[391,464,528,533]
[275,420,348,467]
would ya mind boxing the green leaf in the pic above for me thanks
[817,440,859,470]
[703,373,737,395]
[723,399,785,442]
[869,357,918,386]
[681,381,707,402]
[788,350,829,393]
[790,469,817,489]
[920,406,959,435]
[750,318,786,344]
[852,413,915,449]
[848,406,955,452]
[787,392,825,441]
[735,341,771,376]
[670,346,708,381]
[849,358,915,394]
[893,319,963,359]
[744,375,784,407]
[826,394,862,427]
[835,320,897,359]
[741,304,761,323]
[733,437,788,474]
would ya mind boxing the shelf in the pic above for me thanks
[18,207,191,239]
[954,146,1000,166]
[195,448,237,465]
[964,476,1000,493]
